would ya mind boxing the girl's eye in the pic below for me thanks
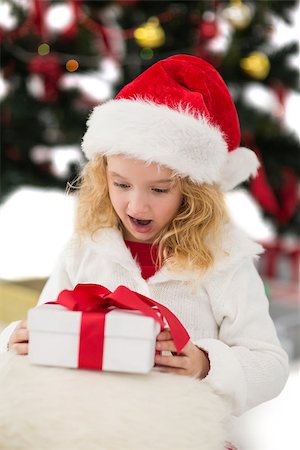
[152,188,169,194]
[113,182,130,189]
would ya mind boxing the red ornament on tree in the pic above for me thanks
[28,54,63,102]
[276,168,299,224]
[198,12,218,40]
[250,165,299,225]
[250,164,280,216]
[244,132,280,215]
[271,81,287,118]
[245,132,299,226]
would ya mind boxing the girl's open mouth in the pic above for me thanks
[128,215,153,233]
[129,216,152,226]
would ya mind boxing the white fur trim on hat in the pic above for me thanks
[81,99,259,190]
[219,147,260,191]
[82,99,228,184]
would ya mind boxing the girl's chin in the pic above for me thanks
[123,223,157,243]
[128,237,154,244]
[124,230,155,243]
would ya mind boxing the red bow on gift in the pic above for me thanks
[48,284,190,370]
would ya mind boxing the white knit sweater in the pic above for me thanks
[0,224,289,415]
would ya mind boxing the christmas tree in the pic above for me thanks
[1,0,299,235]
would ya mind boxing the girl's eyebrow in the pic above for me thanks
[108,171,173,184]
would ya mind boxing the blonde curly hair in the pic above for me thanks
[72,155,229,274]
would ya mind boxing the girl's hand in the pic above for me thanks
[155,329,210,379]
[8,320,29,355]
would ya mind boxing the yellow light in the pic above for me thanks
[38,43,50,56]
[222,0,253,30]
[134,17,165,49]
[240,52,271,80]
[66,59,79,72]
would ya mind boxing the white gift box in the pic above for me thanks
[28,304,161,374]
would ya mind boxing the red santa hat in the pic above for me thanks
[81,54,259,191]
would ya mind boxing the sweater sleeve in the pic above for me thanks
[194,259,289,416]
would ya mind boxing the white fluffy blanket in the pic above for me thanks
[0,354,231,450]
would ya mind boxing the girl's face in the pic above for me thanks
[106,155,183,243]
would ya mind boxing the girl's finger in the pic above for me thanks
[155,353,188,369]
[179,340,193,356]
[156,329,172,341]
[17,320,27,329]
[11,343,28,355]
[15,328,29,343]
[156,339,177,353]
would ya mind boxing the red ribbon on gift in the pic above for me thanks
[48,284,190,370]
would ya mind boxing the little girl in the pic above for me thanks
[0,54,288,417]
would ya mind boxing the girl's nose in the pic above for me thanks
[128,192,150,216]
